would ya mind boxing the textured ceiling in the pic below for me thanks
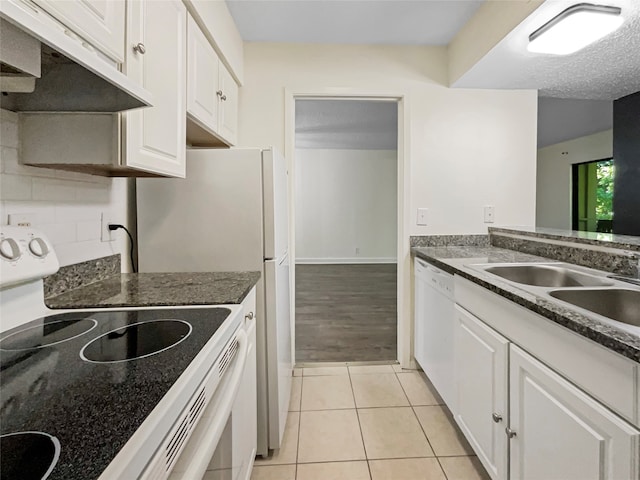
[226,0,484,45]
[296,99,398,150]
[537,97,612,148]
[453,0,640,100]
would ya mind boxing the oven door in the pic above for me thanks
[141,325,250,480]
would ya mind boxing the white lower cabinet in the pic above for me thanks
[454,305,508,480]
[234,289,258,480]
[509,345,640,480]
[452,303,640,480]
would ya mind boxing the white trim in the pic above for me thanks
[284,88,411,369]
[295,258,397,265]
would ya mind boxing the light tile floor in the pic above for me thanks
[251,365,491,480]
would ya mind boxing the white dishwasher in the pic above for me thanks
[414,257,456,410]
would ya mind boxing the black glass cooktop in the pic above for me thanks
[0,318,97,351]
[0,432,60,480]
[81,319,192,363]
[0,308,235,480]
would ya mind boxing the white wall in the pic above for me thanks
[0,109,131,269]
[239,43,538,236]
[536,129,613,229]
[295,148,397,263]
[238,43,538,367]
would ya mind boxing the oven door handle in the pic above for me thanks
[179,328,249,479]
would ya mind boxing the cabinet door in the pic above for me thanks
[124,0,186,178]
[233,312,257,480]
[218,63,238,146]
[509,345,640,480]
[454,305,509,480]
[186,14,220,133]
[32,0,125,62]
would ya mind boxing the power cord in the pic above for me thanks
[108,224,137,273]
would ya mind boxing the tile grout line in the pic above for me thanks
[395,370,451,480]
[294,374,304,479]
[348,367,374,480]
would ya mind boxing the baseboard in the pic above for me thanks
[295,257,397,264]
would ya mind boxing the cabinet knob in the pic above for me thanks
[245,312,255,321]
[133,42,146,55]
[216,90,223,97]
[505,427,517,439]
[221,95,227,101]
[492,413,503,423]
[216,90,227,101]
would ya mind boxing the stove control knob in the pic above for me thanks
[29,238,49,258]
[0,238,21,261]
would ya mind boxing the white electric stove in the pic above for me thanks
[0,226,250,480]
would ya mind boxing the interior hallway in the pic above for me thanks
[251,365,490,480]
[295,264,397,363]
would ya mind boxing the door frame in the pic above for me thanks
[284,89,412,368]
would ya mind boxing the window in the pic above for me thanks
[572,158,614,232]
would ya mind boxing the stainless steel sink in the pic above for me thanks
[483,264,614,288]
[549,289,640,327]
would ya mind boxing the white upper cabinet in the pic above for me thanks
[217,61,238,146]
[187,14,220,135]
[186,13,239,147]
[123,0,186,178]
[31,0,125,62]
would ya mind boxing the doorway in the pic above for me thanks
[292,98,399,363]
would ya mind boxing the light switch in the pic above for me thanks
[417,208,428,226]
[484,205,495,223]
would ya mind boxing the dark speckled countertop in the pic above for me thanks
[412,246,640,363]
[45,272,261,309]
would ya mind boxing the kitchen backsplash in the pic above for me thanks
[410,234,490,247]
[0,109,130,269]
[44,254,121,299]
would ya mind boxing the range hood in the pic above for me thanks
[0,5,152,113]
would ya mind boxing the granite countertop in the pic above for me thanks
[45,271,261,309]
[411,245,640,363]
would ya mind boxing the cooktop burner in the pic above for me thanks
[0,431,61,480]
[0,316,97,351]
[80,320,192,363]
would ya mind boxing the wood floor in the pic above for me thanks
[295,264,397,363]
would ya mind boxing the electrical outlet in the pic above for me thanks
[417,208,428,226]
[101,212,114,242]
[8,213,37,227]
[484,205,495,223]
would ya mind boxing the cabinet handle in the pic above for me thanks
[505,427,517,439]
[133,42,146,54]
[492,413,503,423]
[216,90,223,97]
[221,95,227,101]
[216,90,227,101]
[245,312,255,321]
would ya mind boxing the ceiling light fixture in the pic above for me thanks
[527,3,623,55]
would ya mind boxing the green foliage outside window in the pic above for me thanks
[595,159,614,220]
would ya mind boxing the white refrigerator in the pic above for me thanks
[136,147,292,457]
